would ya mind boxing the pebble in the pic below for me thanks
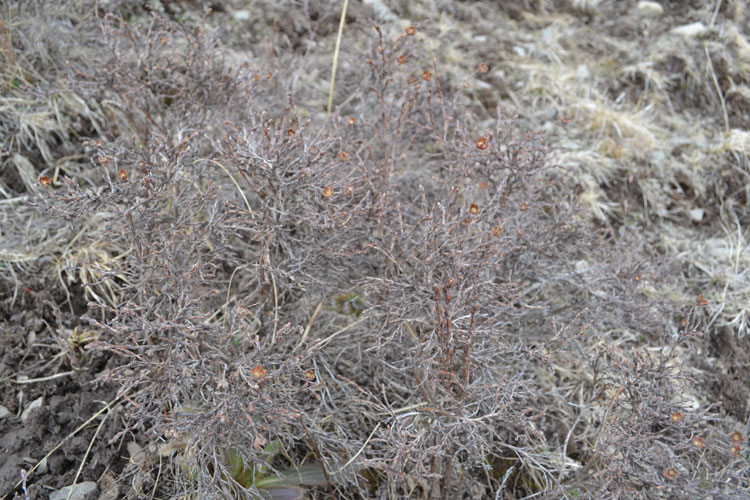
[48,482,97,500]
[671,22,707,38]
[636,1,664,16]
[689,208,705,222]
[20,397,43,424]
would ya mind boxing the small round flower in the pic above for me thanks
[253,74,262,81]
[251,364,267,379]
[520,202,529,211]
[97,155,111,166]
[479,182,488,189]
[338,151,350,161]
[729,445,741,457]
[478,63,489,73]
[117,169,128,182]
[634,274,641,282]
[476,137,488,150]
[470,203,479,215]
[670,412,682,423]
[730,432,745,443]
[405,25,416,36]
[421,69,432,81]
[287,128,295,137]
[692,437,706,448]
[348,117,356,125]
[38,175,52,187]
[304,369,315,381]
[322,186,334,198]
[160,35,168,44]
[492,226,504,237]
[696,293,708,306]
[397,55,407,65]
[663,467,678,480]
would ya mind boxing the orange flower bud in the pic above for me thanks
[663,468,678,480]
[730,432,745,443]
[476,137,488,150]
[117,169,128,182]
[405,25,416,36]
[251,364,267,379]
[38,175,52,187]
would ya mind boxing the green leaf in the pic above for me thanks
[256,464,329,488]
[259,486,305,500]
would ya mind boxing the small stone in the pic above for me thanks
[233,10,250,21]
[48,481,97,500]
[689,208,705,222]
[127,441,145,465]
[362,0,396,22]
[636,1,663,16]
[671,22,707,38]
[0,405,10,419]
[572,0,601,12]
[20,397,43,424]
[34,457,48,475]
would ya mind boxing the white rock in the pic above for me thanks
[572,0,601,12]
[671,22,707,38]
[36,457,48,475]
[512,46,526,58]
[48,482,97,500]
[0,405,10,419]
[20,397,43,424]
[636,1,663,16]
[363,0,396,22]
[233,10,250,21]
[127,441,145,465]
[689,208,705,222]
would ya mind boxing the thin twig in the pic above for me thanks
[297,301,323,348]
[328,0,349,115]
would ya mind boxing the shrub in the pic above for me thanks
[31,8,749,500]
